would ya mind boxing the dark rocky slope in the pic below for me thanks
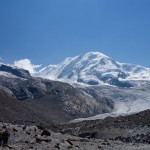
[62,109,150,143]
[0,91,51,125]
[0,64,113,123]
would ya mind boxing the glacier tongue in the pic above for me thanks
[71,88,150,123]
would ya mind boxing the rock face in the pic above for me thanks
[0,63,31,79]
[0,63,113,123]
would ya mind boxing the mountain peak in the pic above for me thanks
[81,51,109,60]
[37,51,150,86]
[84,51,108,56]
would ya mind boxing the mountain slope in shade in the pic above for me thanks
[0,63,113,123]
[38,51,150,87]
[0,90,52,125]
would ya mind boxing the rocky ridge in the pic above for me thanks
[0,63,112,124]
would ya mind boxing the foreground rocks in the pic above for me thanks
[0,122,150,150]
[61,109,150,148]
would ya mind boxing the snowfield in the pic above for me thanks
[37,51,150,86]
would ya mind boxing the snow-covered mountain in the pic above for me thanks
[1,52,150,123]
[38,51,150,87]
[36,52,150,120]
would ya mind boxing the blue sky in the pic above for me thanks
[0,0,150,68]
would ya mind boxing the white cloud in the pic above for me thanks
[13,59,41,74]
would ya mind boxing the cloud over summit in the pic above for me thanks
[13,59,41,74]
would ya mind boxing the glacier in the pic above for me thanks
[36,51,150,121]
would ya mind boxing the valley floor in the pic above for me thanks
[0,122,150,150]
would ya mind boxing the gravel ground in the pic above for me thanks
[0,122,150,150]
